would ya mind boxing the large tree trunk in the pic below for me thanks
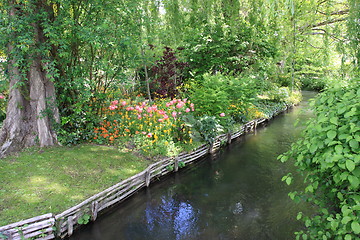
[0,1,59,158]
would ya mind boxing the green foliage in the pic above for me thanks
[255,100,288,119]
[166,164,174,172]
[183,115,223,144]
[183,23,277,76]
[56,103,99,146]
[280,80,360,239]
[266,86,290,102]
[178,161,185,168]
[77,213,91,225]
[189,73,257,122]
[347,0,360,74]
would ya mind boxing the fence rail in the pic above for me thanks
[0,105,291,239]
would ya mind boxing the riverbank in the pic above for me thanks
[0,145,150,226]
[0,97,300,239]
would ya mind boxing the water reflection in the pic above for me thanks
[69,92,317,240]
[140,195,200,240]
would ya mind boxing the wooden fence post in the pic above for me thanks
[209,143,214,154]
[227,133,232,144]
[67,216,73,236]
[145,168,151,187]
[91,201,99,221]
[174,157,179,172]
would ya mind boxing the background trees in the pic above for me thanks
[0,1,358,238]
[0,0,358,150]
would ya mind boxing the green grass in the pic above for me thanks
[0,144,149,226]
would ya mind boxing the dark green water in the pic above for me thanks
[70,91,316,240]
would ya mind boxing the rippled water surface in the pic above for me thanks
[70,91,317,240]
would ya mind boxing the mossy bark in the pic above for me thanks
[0,1,59,157]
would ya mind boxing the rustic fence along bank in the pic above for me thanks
[0,106,291,240]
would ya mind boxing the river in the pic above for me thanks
[69,91,316,240]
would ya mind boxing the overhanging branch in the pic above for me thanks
[317,9,349,16]
[300,17,347,31]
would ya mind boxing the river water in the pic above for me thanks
[69,91,316,240]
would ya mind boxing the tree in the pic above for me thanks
[0,0,59,157]
[348,0,360,73]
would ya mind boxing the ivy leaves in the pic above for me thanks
[280,80,360,239]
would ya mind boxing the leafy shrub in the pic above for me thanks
[183,115,224,144]
[267,86,290,102]
[280,80,360,240]
[188,73,257,123]
[149,46,188,99]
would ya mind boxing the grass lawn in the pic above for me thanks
[0,144,150,226]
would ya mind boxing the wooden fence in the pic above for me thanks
[0,105,291,240]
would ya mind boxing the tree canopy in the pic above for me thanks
[0,0,358,151]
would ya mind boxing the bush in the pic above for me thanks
[279,80,360,240]
[188,73,258,123]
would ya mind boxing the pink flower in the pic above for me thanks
[176,102,184,109]
[147,107,153,113]
[111,100,119,105]
[190,103,195,111]
[158,119,163,122]
[109,105,117,110]
[0,95,4,99]
[121,101,127,106]
[185,108,190,113]
[220,113,225,117]
[158,110,166,115]
[172,111,177,118]
[137,114,142,119]
[147,133,153,138]
[142,131,147,135]
[163,114,169,120]
[135,106,143,113]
